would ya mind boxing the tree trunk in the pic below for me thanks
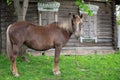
[13,0,29,21]
[13,0,29,61]
[23,0,29,20]
[13,0,22,21]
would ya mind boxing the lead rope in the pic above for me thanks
[74,40,88,72]
[74,40,80,70]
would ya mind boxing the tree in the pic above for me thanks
[13,0,29,21]
[7,0,29,61]
[7,0,29,21]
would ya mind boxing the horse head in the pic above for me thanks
[71,14,83,39]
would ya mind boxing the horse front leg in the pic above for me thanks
[53,46,62,75]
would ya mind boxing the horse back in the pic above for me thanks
[8,21,70,50]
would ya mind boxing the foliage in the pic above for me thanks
[75,0,93,16]
[6,0,12,6]
[116,11,120,25]
[75,0,111,16]
[116,5,120,25]
[0,53,120,80]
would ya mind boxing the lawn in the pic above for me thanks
[0,51,120,80]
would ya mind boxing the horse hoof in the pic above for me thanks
[53,70,61,75]
[14,73,20,77]
[12,72,20,77]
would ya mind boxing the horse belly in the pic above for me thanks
[25,39,54,51]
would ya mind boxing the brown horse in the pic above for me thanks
[6,14,83,77]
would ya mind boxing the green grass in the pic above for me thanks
[0,52,120,80]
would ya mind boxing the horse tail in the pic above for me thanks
[6,24,12,57]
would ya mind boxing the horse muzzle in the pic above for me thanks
[74,32,80,40]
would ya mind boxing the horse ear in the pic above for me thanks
[73,14,76,18]
[80,14,83,18]
[69,13,74,18]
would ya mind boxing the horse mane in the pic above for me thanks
[58,18,73,33]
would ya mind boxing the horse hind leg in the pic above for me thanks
[10,44,20,77]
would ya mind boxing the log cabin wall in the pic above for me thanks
[0,1,1,53]
[0,0,116,54]
[57,1,114,50]
[1,0,17,53]
[56,0,115,55]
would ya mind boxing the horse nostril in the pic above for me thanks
[75,35,79,40]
